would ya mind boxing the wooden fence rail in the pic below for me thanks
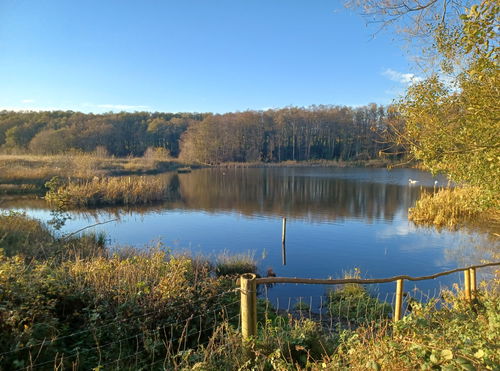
[239,261,500,341]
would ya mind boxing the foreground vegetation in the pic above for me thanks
[0,213,249,370]
[1,213,498,370]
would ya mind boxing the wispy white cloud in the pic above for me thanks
[0,106,61,112]
[21,99,35,103]
[382,69,422,85]
[96,104,150,111]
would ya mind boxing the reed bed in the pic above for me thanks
[0,154,190,195]
[409,186,497,228]
[45,176,171,207]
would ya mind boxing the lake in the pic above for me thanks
[1,167,497,308]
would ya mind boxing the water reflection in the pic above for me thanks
[0,168,433,223]
[175,168,429,222]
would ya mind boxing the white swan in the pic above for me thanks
[408,178,418,184]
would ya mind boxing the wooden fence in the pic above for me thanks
[238,261,500,340]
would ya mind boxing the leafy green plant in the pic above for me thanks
[326,269,392,324]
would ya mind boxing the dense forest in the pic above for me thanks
[0,104,399,163]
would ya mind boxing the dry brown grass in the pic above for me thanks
[45,175,171,207]
[409,186,497,228]
[214,158,394,168]
[0,153,190,195]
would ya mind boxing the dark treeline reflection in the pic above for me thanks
[1,169,426,223]
[173,168,423,222]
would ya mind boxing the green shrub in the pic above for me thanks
[326,269,392,324]
[328,283,500,370]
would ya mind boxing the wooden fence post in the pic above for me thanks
[240,273,257,341]
[469,268,477,299]
[282,217,287,244]
[394,279,404,322]
[464,269,471,302]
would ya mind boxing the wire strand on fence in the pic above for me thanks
[95,313,240,370]
[1,287,239,358]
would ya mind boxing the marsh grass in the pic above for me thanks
[0,153,189,194]
[409,186,497,228]
[215,251,258,277]
[45,175,171,207]
[1,214,498,370]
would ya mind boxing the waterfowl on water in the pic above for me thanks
[408,178,418,184]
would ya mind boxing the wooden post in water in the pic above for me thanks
[240,273,257,341]
[469,268,477,299]
[282,217,287,244]
[464,269,472,302]
[464,269,471,302]
[281,242,287,266]
[394,279,404,322]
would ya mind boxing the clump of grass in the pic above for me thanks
[293,300,311,312]
[409,186,496,228]
[45,175,170,207]
[326,268,392,324]
[215,251,257,277]
[0,211,105,260]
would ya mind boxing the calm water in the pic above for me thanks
[1,167,497,305]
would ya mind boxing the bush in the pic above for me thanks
[328,283,500,370]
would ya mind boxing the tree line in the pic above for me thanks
[0,104,400,163]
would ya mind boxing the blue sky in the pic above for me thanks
[0,0,422,113]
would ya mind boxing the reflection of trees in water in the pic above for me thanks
[0,169,423,222]
[176,169,423,222]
